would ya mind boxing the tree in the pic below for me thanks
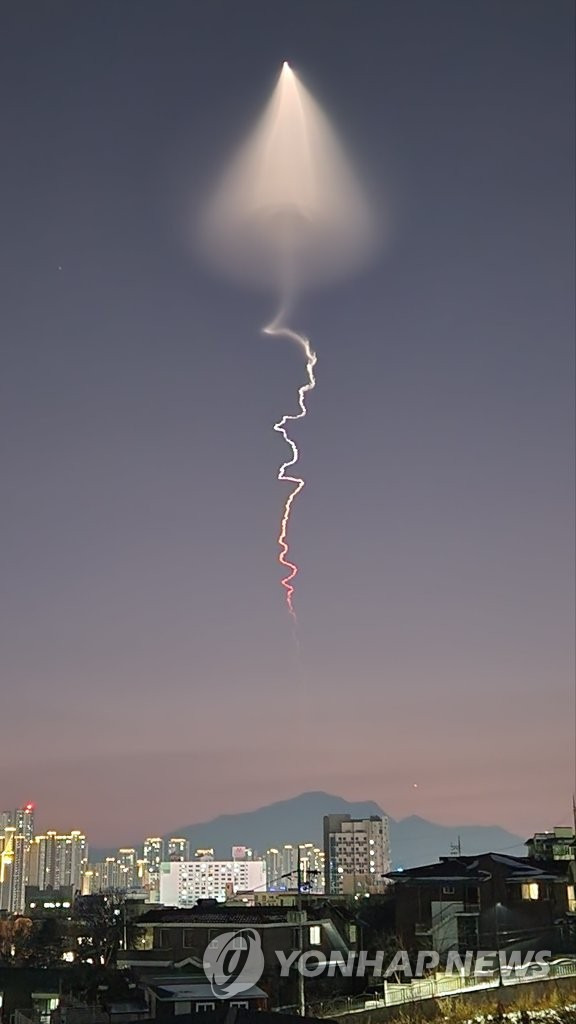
[28,917,66,966]
[72,892,127,967]
[0,916,33,963]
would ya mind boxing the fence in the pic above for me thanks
[307,959,576,1018]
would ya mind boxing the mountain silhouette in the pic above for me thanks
[163,791,525,868]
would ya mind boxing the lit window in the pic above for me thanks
[567,885,576,912]
[521,882,539,901]
[309,925,321,945]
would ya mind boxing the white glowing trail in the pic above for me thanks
[263,313,317,620]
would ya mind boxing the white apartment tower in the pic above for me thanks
[159,858,266,906]
[323,813,390,895]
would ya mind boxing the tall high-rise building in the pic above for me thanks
[143,837,165,875]
[265,848,281,887]
[323,814,390,895]
[142,837,164,900]
[81,868,95,895]
[68,831,88,890]
[0,805,35,914]
[14,803,35,844]
[28,831,87,891]
[136,858,149,887]
[117,848,136,888]
[85,850,148,894]
[0,828,28,913]
[265,843,325,892]
[0,812,12,832]
[1,803,35,841]
[87,856,124,892]
[168,837,190,861]
[283,844,298,880]
[299,843,325,893]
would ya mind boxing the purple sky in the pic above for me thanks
[1,0,574,847]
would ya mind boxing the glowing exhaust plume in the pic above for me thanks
[201,62,376,291]
[200,63,375,616]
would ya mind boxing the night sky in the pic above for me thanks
[1,1,574,846]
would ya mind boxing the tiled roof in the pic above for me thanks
[136,900,342,925]
[387,852,572,884]
[136,906,289,925]
[151,983,268,1001]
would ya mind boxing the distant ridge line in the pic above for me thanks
[90,790,525,866]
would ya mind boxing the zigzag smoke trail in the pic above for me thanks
[263,314,317,620]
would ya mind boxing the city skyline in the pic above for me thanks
[1,0,574,842]
[0,796,337,911]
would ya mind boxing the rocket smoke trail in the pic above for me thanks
[263,312,317,619]
[200,61,377,619]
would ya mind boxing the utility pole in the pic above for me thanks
[495,903,503,987]
[297,847,305,1017]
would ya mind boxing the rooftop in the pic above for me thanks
[387,852,573,884]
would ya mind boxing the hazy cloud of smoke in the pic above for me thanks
[199,64,378,294]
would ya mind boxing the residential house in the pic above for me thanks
[527,828,576,863]
[143,974,268,1018]
[386,852,576,957]
[119,901,356,1007]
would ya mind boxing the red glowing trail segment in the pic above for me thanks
[263,314,317,619]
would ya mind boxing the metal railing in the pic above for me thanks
[308,959,576,1017]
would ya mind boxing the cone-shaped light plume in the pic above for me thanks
[200,64,376,291]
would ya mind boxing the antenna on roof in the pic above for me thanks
[449,836,462,858]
